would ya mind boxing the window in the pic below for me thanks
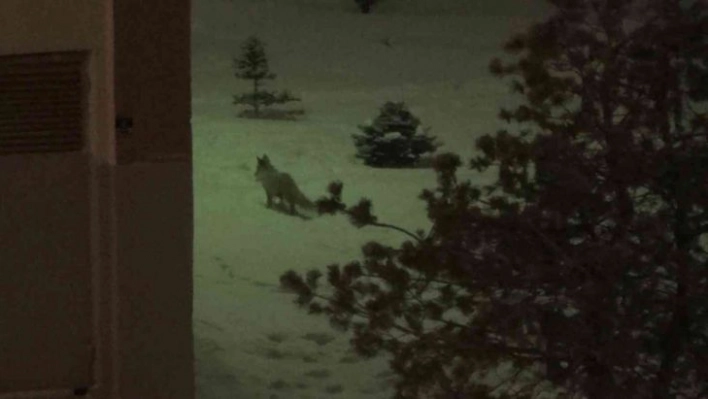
[0,51,87,154]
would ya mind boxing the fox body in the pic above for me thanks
[255,155,315,214]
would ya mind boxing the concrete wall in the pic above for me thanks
[0,154,94,395]
[0,1,115,398]
[0,0,116,163]
[114,0,192,163]
[0,0,193,398]
[115,164,193,399]
[113,0,193,396]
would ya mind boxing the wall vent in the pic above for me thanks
[0,51,87,154]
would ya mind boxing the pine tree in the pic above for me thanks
[353,101,441,167]
[233,36,301,119]
[280,1,708,398]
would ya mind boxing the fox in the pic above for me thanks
[254,154,316,215]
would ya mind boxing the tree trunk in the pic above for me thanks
[253,78,260,117]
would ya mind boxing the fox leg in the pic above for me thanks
[266,193,273,208]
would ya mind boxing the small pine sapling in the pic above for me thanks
[232,35,302,119]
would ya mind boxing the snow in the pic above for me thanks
[192,0,552,398]
[381,131,402,141]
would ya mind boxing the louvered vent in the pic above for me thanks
[0,51,87,154]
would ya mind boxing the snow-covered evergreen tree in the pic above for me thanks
[352,101,440,167]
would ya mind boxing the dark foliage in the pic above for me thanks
[232,36,301,118]
[281,1,708,398]
[352,101,441,168]
[355,0,377,14]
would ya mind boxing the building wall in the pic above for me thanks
[113,0,193,395]
[114,0,192,163]
[0,0,116,163]
[0,0,193,398]
[0,154,94,395]
[115,163,193,399]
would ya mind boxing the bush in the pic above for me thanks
[352,101,441,168]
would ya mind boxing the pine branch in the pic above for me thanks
[366,221,423,243]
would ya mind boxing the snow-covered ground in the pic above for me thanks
[192,1,552,398]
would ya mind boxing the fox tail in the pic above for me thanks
[295,188,316,211]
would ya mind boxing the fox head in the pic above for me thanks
[255,154,273,179]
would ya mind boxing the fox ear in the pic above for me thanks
[263,154,270,161]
